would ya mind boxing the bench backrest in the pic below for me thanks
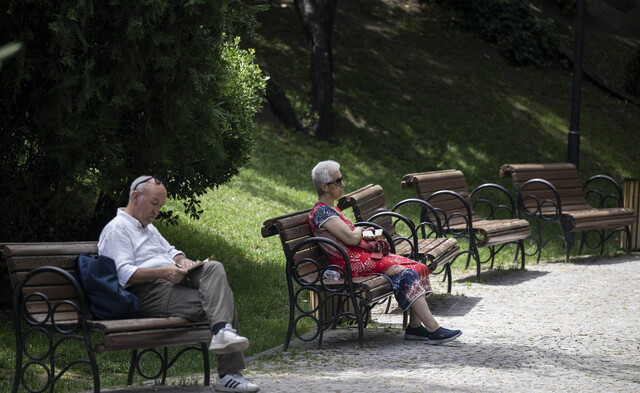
[261,209,325,283]
[3,242,98,323]
[337,184,397,236]
[401,169,481,226]
[499,163,592,211]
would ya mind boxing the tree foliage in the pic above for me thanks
[431,0,560,67]
[0,0,267,241]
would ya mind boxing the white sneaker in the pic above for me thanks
[215,373,259,392]
[209,323,249,354]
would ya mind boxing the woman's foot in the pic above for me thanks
[404,325,461,344]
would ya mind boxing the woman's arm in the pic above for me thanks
[322,217,365,246]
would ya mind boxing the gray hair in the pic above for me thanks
[311,160,340,196]
[129,175,154,201]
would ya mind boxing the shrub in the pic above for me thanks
[0,0,267,241]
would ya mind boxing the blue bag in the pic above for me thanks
[76,254,139,320]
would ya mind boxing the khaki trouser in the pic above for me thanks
[128,261,245,375]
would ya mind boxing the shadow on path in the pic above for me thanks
[454,268,550,287]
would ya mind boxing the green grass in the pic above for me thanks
[3,0,640,391]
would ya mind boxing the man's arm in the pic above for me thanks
[127,264,188,285]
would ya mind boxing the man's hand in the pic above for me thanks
[164,264,189,284]
[175,257,196,270]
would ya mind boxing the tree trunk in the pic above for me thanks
[294,0,338,140]
[265,72,303,132]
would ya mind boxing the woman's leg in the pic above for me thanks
[409,295,439,332]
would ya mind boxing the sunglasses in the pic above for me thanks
[326,176,343,186]
[132,176,163,191]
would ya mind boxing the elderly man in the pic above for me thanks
[98,176,259,392]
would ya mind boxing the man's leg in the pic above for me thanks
[185,261,237,329]
[129,269,245,374]
[184,261,246,374]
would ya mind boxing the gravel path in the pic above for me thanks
[100,255,640,393]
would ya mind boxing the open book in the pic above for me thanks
[187,256,216,272]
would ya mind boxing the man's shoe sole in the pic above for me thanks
[404,331,462,345]
[209,339,249,354]
[214,383,259,392]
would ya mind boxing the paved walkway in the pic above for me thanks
[100,255,640,393]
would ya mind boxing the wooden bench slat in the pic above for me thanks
[402,169,464,186]
[4,242,98,257]
[472,219,531,233]
[13,270,77,286]
[278,223,313,243]
[96,327,212,352]
[352,197,389,218]
[6,255,79,272]
[261,209,313,238]
[338,184,385,211]
[89,317,206,332]
[21,285,79,300]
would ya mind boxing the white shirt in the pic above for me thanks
[98,208,183,287]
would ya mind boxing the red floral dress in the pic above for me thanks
[309,202,431,310]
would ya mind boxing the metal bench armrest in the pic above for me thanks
[515,178,563,220]
[584,174,624,208]
[470,182,518,219]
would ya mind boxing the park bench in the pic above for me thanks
[262,208,415,350]
[2,242,212,393]
[336,184,460,293]
[401,170,532,279]
[499,162,636,261]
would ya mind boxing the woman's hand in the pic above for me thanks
[361,227,379,241]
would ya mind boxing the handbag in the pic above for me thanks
[359,237,391,260]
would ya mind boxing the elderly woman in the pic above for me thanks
[309,160,461,344]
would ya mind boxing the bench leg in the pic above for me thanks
[384,296,393,314]
[472,247,482,281]
[564,232,575,262]
[488,245,496,270]
[201,343,211,386]
[127,350,139,386]
[445,263,452,294]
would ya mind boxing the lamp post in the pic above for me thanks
[568,0,585,169]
